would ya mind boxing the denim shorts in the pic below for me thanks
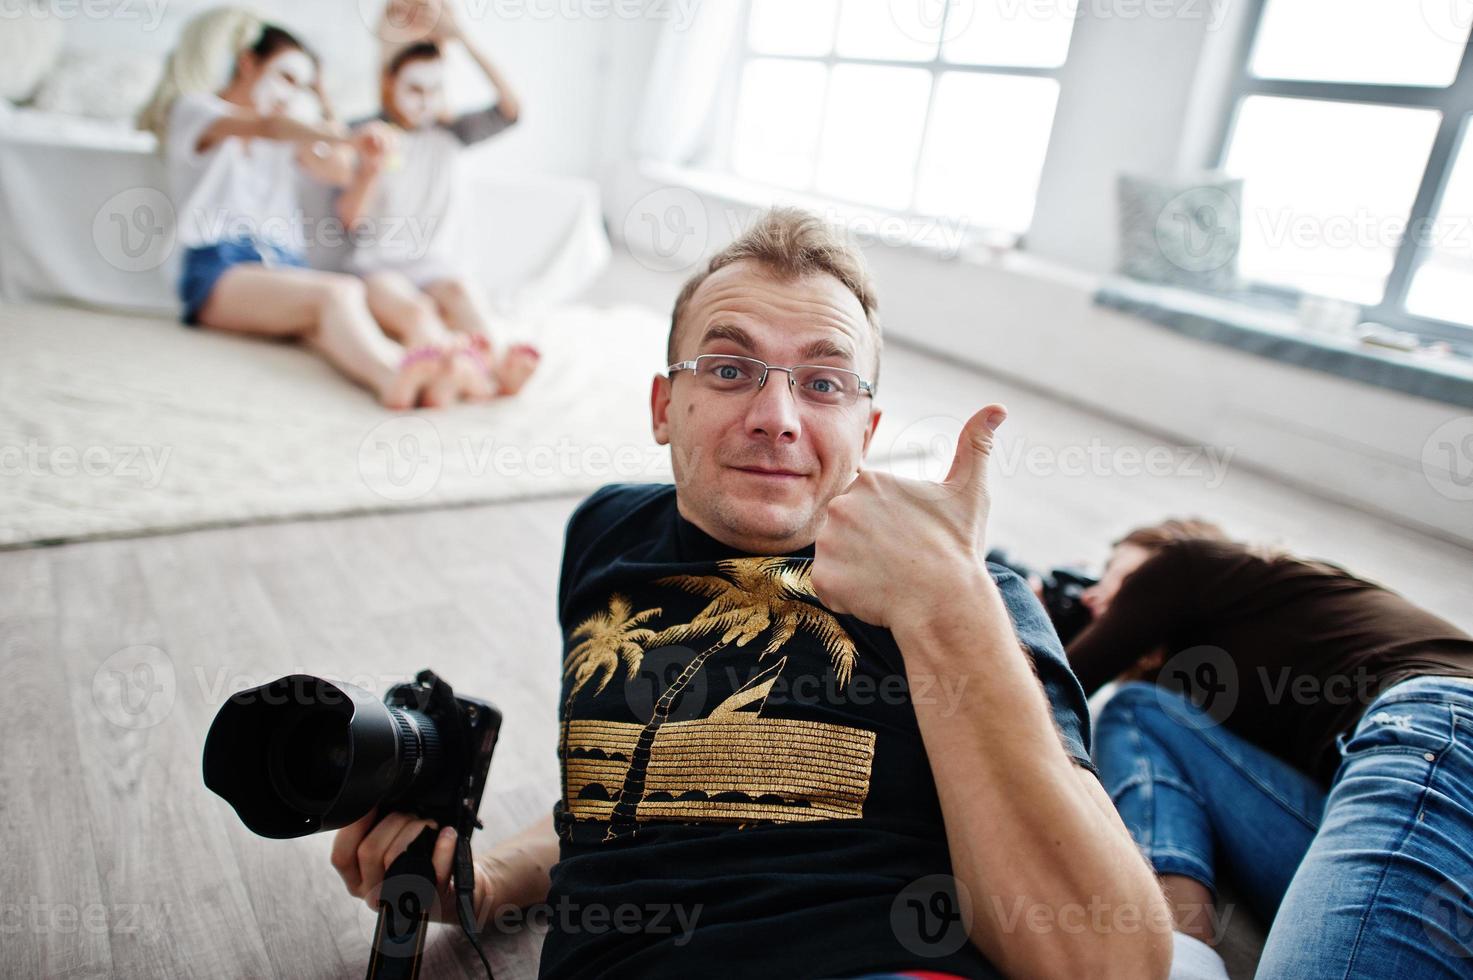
[178,237,307,326]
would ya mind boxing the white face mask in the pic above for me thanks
[252,49,316,117]
[392,60,447,130]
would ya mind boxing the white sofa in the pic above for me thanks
[0,107,610,317]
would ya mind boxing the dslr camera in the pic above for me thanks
[203,669,500,841]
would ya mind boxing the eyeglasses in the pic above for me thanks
[666,354,875,408]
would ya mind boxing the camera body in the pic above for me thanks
[381,671,501,839]
[203,668,501,841]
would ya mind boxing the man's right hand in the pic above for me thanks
[330,809,490,924]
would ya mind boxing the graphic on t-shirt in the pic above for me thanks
[560,558,877,841]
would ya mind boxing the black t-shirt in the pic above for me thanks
[537,484,1095,980]
[1067,538,1473,783]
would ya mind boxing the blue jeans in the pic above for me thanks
[178,236,307,325]
[1096,676,1473,978]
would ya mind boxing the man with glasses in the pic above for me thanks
[332,207,1172,979]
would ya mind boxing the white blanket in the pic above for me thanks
[0,300,674,548]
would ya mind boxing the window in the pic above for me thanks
[1216,0,1473,341]
[729,0,1077,238]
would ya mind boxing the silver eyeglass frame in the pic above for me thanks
[665,354,875,403]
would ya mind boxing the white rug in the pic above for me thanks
[0,300,679,548]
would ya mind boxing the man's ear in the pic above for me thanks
[858,406,882,459]
[650,373,672,446]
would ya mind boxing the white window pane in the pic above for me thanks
[1250,0,1471,87]
[914,73,1060,232]
[747,0,838,57]
[942,0,1077,69]
[1408,120,1473,325]
[1224,96,1440,304]
[814,64,933,210]
[835,0,938,62]
[732,59,829,190]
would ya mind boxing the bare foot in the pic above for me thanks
[444,343,496,404]
[492,343,540,397]
[381,347,444,410]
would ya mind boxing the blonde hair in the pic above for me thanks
[1116,518,1231,551]
[668,207,883,387]
[136,6,266,143]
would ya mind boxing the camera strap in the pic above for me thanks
[364,826,496,980]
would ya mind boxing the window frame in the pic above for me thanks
[1211,0,1473,344]
[724,0,1075,243]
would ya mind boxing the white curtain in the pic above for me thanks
[632,0,745,166]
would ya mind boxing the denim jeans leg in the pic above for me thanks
[1094,683,1326,922]
[1256,678,1473,979]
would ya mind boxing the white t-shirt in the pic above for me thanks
[347,124,461,274]
[166,92,304,252]
[347,105,516,276]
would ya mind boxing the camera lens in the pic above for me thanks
[268,708,351,813]
[202,675,443,839]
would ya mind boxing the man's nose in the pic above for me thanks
[744,373,802,443]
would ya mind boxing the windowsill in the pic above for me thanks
[1093,277,1473,409]
[636,160,1022,262]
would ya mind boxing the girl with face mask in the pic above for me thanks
[336,2,540,402]
[160,21,457,409]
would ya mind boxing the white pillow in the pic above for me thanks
[0,8,64,103]
[32,48,164,122]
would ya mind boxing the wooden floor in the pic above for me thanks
[4,286,1470,978]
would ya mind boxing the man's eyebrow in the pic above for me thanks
[697,322,857,364]
[698,322,756,351]
[798,338,855,362]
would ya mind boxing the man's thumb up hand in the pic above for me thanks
[943,404,1007,500]
[813,405,1007,629]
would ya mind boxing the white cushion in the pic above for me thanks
[32,48,164,122]
[0,8,64,103]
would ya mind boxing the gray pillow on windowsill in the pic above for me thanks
[1118,173,1244,293]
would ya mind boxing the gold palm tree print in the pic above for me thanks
[560,594,661,806]
[604,557,858,840]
